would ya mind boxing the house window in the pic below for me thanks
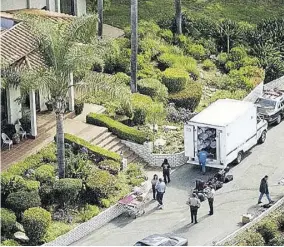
[60,0,75,16]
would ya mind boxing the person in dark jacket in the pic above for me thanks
[151,174,159,200]
[161,158,171,183]
[258,175,273,204]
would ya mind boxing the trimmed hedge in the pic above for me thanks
[238,232,265,246]
[6,191,41,214]
[168,82,202,110]
[131,93,154,125]
[86,113,148,144]
[35,165,55,184]
[77,204,100,223]
[1,240,19,246]
[162,68,189,93]
[64,133,121,161]
[137,78,168,102]
[0,208,16,237]
[53,178,82,206]
[257,220,278,243]
[98,160,121,175]
[202,59,216,71]
[23,207,51,245]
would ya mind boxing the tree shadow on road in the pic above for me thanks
[171,214,210,235]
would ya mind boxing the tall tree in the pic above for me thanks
[175,0,182,34]
[19,15,98,178]
[130,0,138,93]
[98,0,103,38]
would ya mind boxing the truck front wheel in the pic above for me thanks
[276,114,282,125]
[258,130,267,144]
[235,151,243,164]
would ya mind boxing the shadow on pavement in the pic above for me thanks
[172,214,211,235]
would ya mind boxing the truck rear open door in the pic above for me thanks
[184,124,195,159]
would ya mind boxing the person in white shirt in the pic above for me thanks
[151,174,159,200]
[155,178,166,209]
[205,185,215,215]
[188,193,201,224]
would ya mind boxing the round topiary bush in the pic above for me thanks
[257,220,279,243]
[0,208,16,237]
[39,184,54,206]
[35,165,55,184]
[238,232,265,246]
[168,82,202,110]
[137,78,168,102]
[202,59,216,71]
[162,68,189,93]
[53,178,82,207]
[131,93,154,125]
[186,43,206,60]
[23,207,51,245]
[86,169,117,201]
[98,160,121,175]
[1,239,19,246]
[114,72,130,85]
[217,52,229,65]
[6,191,41,214]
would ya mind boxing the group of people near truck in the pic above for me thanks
[151,158,274,224]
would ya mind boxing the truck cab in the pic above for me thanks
[255,89,284,125]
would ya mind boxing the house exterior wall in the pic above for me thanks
[39,88,49,111]
[1,0,28,11]
[6,85,22,124]
[74,0,86,16]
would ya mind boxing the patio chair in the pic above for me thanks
[15,123,27,139]
[1,133,13,150]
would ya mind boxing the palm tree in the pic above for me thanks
[19,15,99,178]
[130,0,138,93]
[175,0,182,34]
[98,0,103,38]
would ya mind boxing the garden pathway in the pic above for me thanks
[73,121,284,246]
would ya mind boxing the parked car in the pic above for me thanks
[134,234,188,246]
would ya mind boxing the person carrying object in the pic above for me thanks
[161,158,171,183]
[188,193,201,224]
[151,174,159,200]
[258,175,274,204]
[155,178,166,209]
[205,185,215,215]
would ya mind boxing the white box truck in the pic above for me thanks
[184,99,268,168]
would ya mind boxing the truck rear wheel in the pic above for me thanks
[258,130,267,144]
[235,151,243,164]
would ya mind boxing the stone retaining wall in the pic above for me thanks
[215,196,284,246]
[44,182,150,246]
[121,140,188,167]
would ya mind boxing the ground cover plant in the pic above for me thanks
[1,143,146,245]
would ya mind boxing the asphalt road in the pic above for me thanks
[73,122,284,246]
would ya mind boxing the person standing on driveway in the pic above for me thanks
[198,150,208,175]
[188,193,201,224]
[205,185,215,215]
[151,174,159,200]
[161,158,171,183]
[258,175,273,204]
[156,178,166,209]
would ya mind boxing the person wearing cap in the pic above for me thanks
[188,193,201,224]
[205,185,215,215]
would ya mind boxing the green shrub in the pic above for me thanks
[160,29,173,43]
[240,56,259,67]
[269,234,284,246]
[257,220,278,243]
[230,46,247,62]
[131,93,153,125]
[38,144,57,163]
[169,82,202,110]
[23,207,51,245]
[6,191,41,214]
[138,20,161,38]
[39,184,54,206]
[217,52,229,65]
[158,53,180,68]
[162,68,189,93]
[173,57,199,78]
[54,178,82,206]
[1,240,19,246]
[137,78,168,102]
[238,232,265,246]
[225,61,238,71]
[202,59,216,71]
[277,213,284,231]
[140,37,163,58]
[64,133,121,161]
[0,208,16,237]
[42,221,74,243]
[114,72,130,85]
[77,204,100,223]
[98,160,121,175]
[86,113,148,144]
[100,198,111,208]
[125,163,145,186]
[86,169,117,199]
[35,165,55,184]
[74,99,84,115]
[185,43,206,59]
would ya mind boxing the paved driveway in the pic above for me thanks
[73,122,284,246]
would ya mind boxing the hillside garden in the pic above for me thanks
[0,140,146,245]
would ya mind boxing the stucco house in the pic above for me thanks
[1,0,86,138]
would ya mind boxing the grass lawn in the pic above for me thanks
[104,0,284,28]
